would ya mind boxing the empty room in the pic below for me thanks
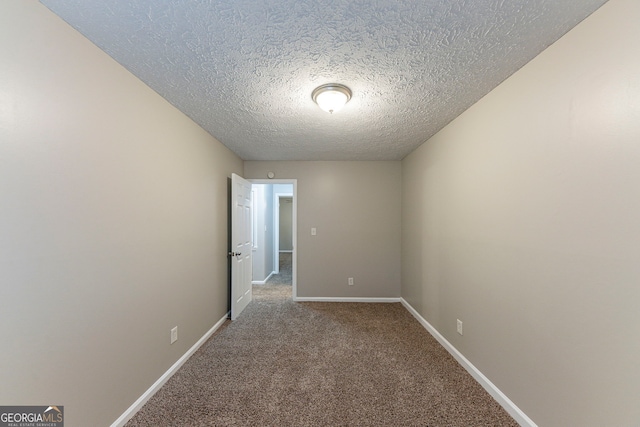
[1,0,639,426]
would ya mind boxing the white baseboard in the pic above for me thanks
[400,298,537,427]
[294,297,401,303]
[252,271,275,285]
[110,313,229,427]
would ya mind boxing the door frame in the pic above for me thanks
[250,179,297,300]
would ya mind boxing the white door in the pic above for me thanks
[230,173,252,320]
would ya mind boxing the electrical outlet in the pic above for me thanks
[171,326,178,344]
[311,227,317,236]
[457,319,463,336]
[348,277,354,286]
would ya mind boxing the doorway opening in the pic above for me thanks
[249,179,296,299]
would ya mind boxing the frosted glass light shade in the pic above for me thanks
[312,84,352,114]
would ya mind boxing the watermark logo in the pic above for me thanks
[0,406,63,427]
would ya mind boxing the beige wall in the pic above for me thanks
[0,2,243,426]
[245,162,401,298]
[401,0,640,425]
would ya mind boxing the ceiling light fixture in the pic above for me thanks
[312,83,352,114]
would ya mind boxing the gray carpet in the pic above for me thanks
[264,252,292,286]
[126,263,517,426]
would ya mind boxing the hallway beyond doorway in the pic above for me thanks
[253,253,292,299]
[266,253,292,286]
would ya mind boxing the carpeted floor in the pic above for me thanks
[264,252,292,286]
[125,255,517,426]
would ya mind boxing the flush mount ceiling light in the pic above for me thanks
[311,83,352,114]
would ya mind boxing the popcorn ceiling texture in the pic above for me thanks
[41,0,607,160]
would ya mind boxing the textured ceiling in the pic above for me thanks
[40,0,607,161]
